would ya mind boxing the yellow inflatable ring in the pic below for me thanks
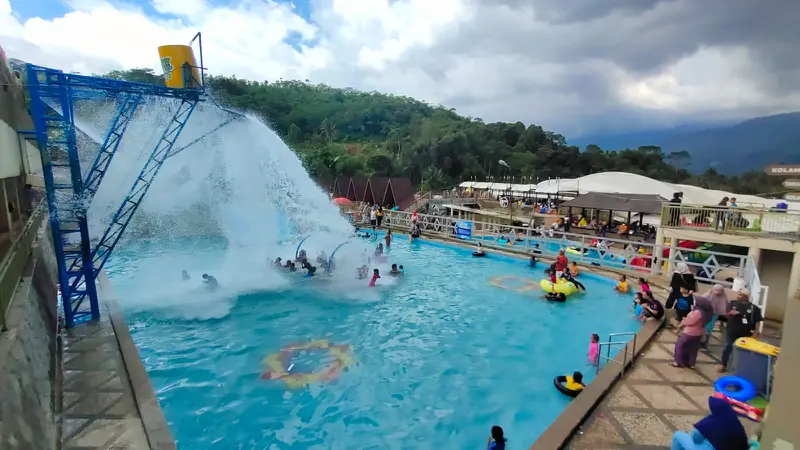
[489,275,539,292]
[565,247,582,256]
[540,279,579,296]
[261,340,354,389]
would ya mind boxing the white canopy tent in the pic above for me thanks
[459,171,799,209]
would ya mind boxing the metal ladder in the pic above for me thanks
[596,332,638,375]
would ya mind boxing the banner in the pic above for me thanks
[455,220,472,240]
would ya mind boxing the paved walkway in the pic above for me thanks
[567,323,777,449]
[61,304,151,450]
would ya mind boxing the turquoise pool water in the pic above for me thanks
[108,235,640,449]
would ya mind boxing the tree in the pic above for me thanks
[99,68,786,196]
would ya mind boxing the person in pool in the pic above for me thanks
[545,291,567,302]
[305,265,317,278]
[297,249,308,265]
[398,264,404,274]
[562,270,586,291]
[475,242,485,255]
[369,268,380,287]
[181,270,190,280]
[287,261,297,272]
[201,273,218,289]
[614,274,629,293]
[384,229,392,248]
[357,265,368,279]
[529,255,538,267]
[374,243,384,257]
[486,425,506,450]
[273,257,282,267]
[389,264,402,275]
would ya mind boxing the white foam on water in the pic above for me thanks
[56,96,360,319]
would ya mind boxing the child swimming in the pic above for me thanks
[389,264,402,275]
[486,425,506,450]
[369,268,380,287]
[614,274,629,293]
[181,270,190,280]
[587,333,600,366]
[399,264,404,274]
[384,229,392,247]
[639,277,651,293]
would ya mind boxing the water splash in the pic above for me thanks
[53,95,356,317]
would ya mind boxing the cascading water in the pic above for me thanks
[53,95,360,317]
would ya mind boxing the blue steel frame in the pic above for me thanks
[26,63,202,328]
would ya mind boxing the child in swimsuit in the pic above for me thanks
[369,269,380,287]
[587,333,600,366]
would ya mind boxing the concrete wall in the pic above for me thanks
[1,46,43,186]
[758,249,794,321]
[0,218,60,450]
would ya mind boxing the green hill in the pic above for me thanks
[13,63,788,196]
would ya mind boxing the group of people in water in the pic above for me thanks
[267,228,404,287]
[181,270,219,290]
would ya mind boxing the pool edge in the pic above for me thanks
[100,272,177,450]
[405,233,666,450]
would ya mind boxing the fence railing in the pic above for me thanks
[661,204,800,240]
[382,210,761,292]
[1,202,46,330]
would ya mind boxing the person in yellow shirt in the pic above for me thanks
[570,261,579,277]
[615,274,629,293]
[564,371,585,391]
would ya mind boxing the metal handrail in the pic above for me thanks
[609,332,638,359]
[597,340,633,375]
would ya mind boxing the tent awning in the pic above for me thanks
[560,192,667,215]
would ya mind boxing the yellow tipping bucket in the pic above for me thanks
[158,45,202,89]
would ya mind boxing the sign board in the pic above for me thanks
[782,179,800,189]
[764,164,800,176]
[499,197,509,208]
[455,221,473,240]
[784,192,800,202]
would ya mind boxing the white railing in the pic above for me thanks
[661,204,800,240]
[380,210,763,291]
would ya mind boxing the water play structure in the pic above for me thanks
[24,34,254,327]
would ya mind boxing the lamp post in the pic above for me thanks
[499,159,513,224]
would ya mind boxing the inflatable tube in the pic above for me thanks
[714,376,756,403]
[554,375,584,398]
[261,340,354,389]
[540,279,578,295]
[472,252,486,257]
[565,247,582,256]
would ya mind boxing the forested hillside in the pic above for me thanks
[95,67,787,196]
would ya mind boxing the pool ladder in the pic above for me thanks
[596,332,638,375]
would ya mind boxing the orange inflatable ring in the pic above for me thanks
[261,340,354,389]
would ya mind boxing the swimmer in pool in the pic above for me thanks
[384,229,392,247]
[528,255,538,267]
[374,243,384,257]
[201,273,218,289]
[273,257,282,267]
[287,261,297,272]
[305,265,317,278]
[475,242,485,256]
[545,292,567,302]
[181,270,190,280]
[399,264,404,274]
[389,264,402,275]
[369,268,380,287]
[357,265,368,279]
[297,249,308,265]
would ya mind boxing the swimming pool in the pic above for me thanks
[108,234,640,449]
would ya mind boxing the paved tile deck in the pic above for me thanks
[567,323,779,449]
[61,304,151,450]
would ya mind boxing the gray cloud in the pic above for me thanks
[330,0,800,136]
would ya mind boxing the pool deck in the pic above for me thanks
[566,321,780,449]
[61,275,175,450]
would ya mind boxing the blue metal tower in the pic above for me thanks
[24,34,232,328]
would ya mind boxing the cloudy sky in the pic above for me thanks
[2,0,799,137]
